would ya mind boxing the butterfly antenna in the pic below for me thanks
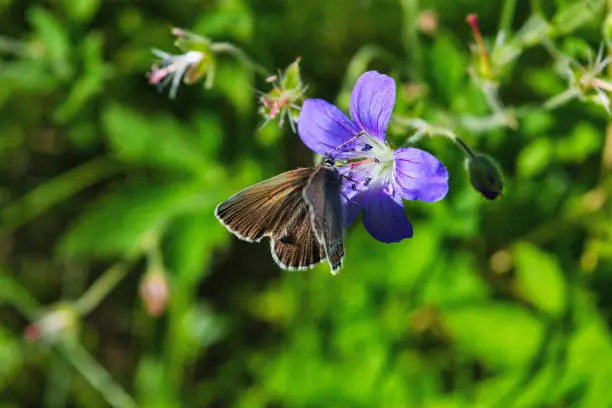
[329,130,366,162]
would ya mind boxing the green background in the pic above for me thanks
[1,0,612,407]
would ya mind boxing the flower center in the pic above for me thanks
[344,132,395,192]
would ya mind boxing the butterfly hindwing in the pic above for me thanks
[215,168,314,242]
[302,164,345,273]
[270,204,327,271]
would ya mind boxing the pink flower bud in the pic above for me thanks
[139,271,169,317]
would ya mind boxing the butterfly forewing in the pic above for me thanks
[302,165,345,273]
[215,168,314,242]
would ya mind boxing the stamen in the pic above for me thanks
[362,144,373,152]
[364,178,372,187]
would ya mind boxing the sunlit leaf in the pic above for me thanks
[514,242,567,317]
[27,7,73,79]
[57,182,216,258]
[102,104,208,174]
[443,303,544,368]
[517,138,553,177]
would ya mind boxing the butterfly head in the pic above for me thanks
[321,154,336,167]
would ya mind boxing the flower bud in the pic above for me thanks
[466,154,504,200]
[139,269,169,317]
[24,304,77,343]
[466,13,495,80]
[418,10,438,35]
[258,57,307,132]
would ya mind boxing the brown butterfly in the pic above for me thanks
[215,157,345,274]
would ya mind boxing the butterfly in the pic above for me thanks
[215,156,345,274]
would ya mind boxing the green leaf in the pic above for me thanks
[0,60,58,92]
[443,303,544,368]
[214,61,253,115]
[0,273,41,320]
[135,356,171,408]
[57,182,215,258]
[555,122,602,163]
[102,104,208,174]
[0,327,24,392]
[521,109,555,137]
[27,7,72,79]
[0,157,122,234]
[193,0,254,41]
[166,212,228,285]
[59,0,101,23]
[514,242,567,317]
[181,303,226,355]
[54,33,108,123]
[427,33,468,107]
[423,253,489,305]
[523,68,566,97]
[517,138,553,177]
[552,0,604,36]
[192,114,223,156]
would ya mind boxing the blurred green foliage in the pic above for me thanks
[1,0,612,407]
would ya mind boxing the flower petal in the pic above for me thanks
[349,71,396,141]
[393,147,449,202]
[361,185,413,243]
[341,194,361,228]
[298,99,362,158]
[338,165,366,227]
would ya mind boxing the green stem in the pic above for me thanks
[211,42,270,78]
[0,36,31,57]
[0,272,41,320]
[73,258,137,316]
[394,117,477,159]
[0,156,122,234]
[56,341,137,408]
[530,0,544,16]
[543,88,580,110]
[400,0,423,80]
[500,0,518,33]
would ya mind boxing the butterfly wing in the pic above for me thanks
[302,165,345,273]
[215,167,327,271]
[270,205,327,271]
[215,168,314,242]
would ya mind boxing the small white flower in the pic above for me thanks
[148,49,205,99]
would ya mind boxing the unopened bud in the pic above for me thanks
[24,304,77,343]
[418,10,438,35]
[466,13,495,80]
[139,269,169,317]
[258,57,307,132]
[467,154,504,200]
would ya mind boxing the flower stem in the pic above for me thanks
[543,88,580,110]
[73,257,137,316]
[400,0,423,80]
[212,42,270,78]
[56,341,137,408]
[394,117,477,159]
[500,0,518,34]
[530,0,544,16]
[0,36,31,57]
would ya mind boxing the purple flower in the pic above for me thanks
[297,71,449,243]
